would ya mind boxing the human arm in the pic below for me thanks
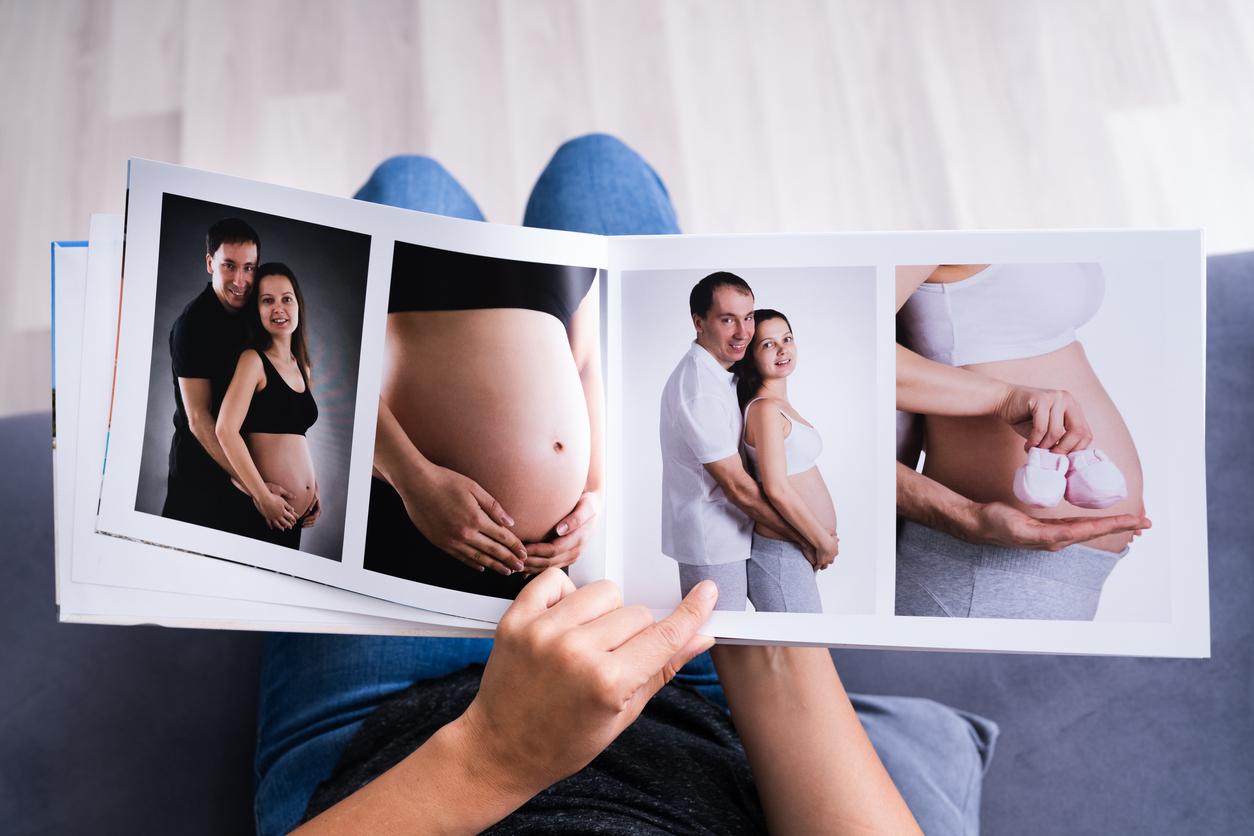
[750,404,838,569]
[897,461,1150,550]
[291,568,718,836]
[896,266,1094,454]
[215,352,299,530]
[524,277,606,573]
[180,377,244,481]
[373,397,527,574]
[711,644,922,836]
[896,345,1095,454]
[702,453,817,557]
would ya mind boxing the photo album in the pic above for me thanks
[54,158,1210,655]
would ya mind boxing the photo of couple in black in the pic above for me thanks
[136,195,370,562]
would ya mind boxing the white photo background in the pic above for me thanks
[619,265,878,616]
[1079,260,1171,622]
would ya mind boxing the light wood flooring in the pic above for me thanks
[4,0,1253,416]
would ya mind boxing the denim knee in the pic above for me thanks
[851,694,998,836]
[353,155,485,221]
[523,133,680,235]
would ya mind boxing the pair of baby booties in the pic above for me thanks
[1013,447,1128,509]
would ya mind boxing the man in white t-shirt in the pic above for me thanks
[659,272,812,610]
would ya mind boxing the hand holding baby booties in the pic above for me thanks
[1013,447,1127,510]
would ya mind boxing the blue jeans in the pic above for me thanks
[255,135,996,836]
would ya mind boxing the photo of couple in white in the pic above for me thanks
[622,264,879,618]
[660,271,838,613]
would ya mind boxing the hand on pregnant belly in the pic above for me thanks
[301,484,321,529]
[255,486,298,530]
[396,461,529,575]
[520,489,603,573]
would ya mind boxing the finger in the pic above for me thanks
[522,553,573,573]
[468,532,526,572]
[555,495,592,538]
[456,543,518,575]
[1033,514,1149,550]
[479,516,528,561]
[577,603,658,651]
[1052,424,1087,456]
[1028,399,1051,449]
[503,566,578,620]
[1043,399,1067,450]
[542,578,624,628]
[523,524,591,565]
[447,549,490,573]
[471,482,517,529]
[616,580,718,683]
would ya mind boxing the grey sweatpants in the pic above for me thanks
[678,533,824,613]
[895,520,1127,620]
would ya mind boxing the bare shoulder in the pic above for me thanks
[234,349,266,388]
[746,397,790,430]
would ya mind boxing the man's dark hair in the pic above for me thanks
[689,271,753,318]
[206,218,261,260]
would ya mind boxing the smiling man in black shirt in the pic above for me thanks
[162,218,263,528]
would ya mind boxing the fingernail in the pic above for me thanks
[556,522,569,536]
[694,580,717,601]
[501,513,514,526]
[502,567,512,575]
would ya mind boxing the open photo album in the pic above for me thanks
[55,158,1210,655]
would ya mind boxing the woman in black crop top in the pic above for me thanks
[217,263,321,549]
[368,242,604,598]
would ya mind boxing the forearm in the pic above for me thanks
[763,479,833,550]
[216,426,267,499]
[189,413,241,481]
[711,645,922,836]
[896,344,1012,416]
[728,479,805,543]
[292,715,540,836]
[373,398,436,490]
[896,462,979,540]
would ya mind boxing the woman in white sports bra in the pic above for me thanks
[895,264,1144,620]
[729,309,837,614]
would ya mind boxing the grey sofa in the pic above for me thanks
[3,253,1252,834]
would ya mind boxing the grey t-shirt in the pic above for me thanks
[301,665,767,835]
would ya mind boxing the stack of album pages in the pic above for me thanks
[53,159,1211,655]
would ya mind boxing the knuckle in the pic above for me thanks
[626,604,655,624]
[591,678,626,712]
[652,617,686,651]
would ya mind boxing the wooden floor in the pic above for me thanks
[4,0,1253,417]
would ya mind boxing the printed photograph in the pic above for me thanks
[621,265,879,616]
[135,193,371,562]
[362,242,604,600]
[894,262,1165,622]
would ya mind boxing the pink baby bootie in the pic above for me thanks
[1013,447,1068,508]
[1064,448,1127,509]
